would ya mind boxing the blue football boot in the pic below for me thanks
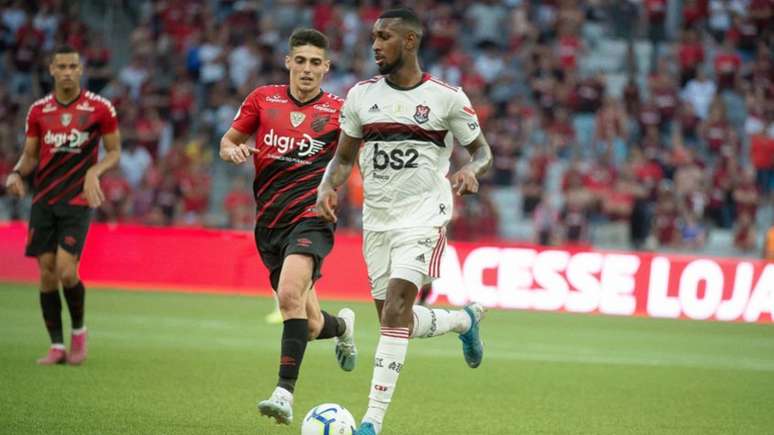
[458,303,485,368]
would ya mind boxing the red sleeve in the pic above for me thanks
[100,100,119,134]
[25,106,39,138]
[231,90,261,135]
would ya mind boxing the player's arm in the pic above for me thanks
[5,136,40,198]
[219,128,258,164]
[450,132,493,195]
[83,130,121,208]
[315,132,361,223]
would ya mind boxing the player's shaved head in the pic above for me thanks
[378,8,423,45]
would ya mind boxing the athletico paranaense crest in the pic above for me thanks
[413,104,430,124]
[290,111,305,128]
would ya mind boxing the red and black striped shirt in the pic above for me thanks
[25,91,118,206]
[231,85,342,228]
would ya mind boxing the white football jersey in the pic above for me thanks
[340,74,481,231]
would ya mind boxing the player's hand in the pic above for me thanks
[223,144,258,164]
[5,172,26,198]
[450,166,479,195]
[315,186,338,223]
[83,168,105,208]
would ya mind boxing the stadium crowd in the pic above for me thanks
[0,0,772,255]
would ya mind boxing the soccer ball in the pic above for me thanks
[301,403,356,435]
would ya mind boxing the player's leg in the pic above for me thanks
[359,277,417,435]
[286,217,356,369]
[259,214,344,424]
[356,230,396,434]
[304,287,358,371]
[402,227,486,368]
[26,203,66,365]
[36,252,66,365]
[258,253,312,425]
[264,293,283,324]
[55,206,91,365]
[416,283,432,306]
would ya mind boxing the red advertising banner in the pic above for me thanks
[1,222,771,323]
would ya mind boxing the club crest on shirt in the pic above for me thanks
[290,111,305,128]
[413,104,430,124]
[311,114,330,132]
[60,113,72,126]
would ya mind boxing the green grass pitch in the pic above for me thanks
[1,282,773,434]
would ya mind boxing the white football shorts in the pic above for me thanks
[363,226,447,300]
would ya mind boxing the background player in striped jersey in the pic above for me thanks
[5,45,121,365]
[218,28,357,426]
[316,8,493,435]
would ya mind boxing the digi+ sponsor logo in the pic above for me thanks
[44,129,89,153]
[263,129,324,157]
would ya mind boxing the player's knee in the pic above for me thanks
[382,296,410,324]
[39,269,58,289]
[277,288,304,314]
[56,265,79,288]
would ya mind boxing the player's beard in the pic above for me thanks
[377,52,404,75]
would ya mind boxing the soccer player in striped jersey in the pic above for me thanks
[5,45,121,366]
[219,28,357,426]
[316,8,493,435]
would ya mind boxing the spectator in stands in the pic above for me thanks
[653,182,680,247]
[682,67,716,120]
[120,139,152,190]
[533,194,561,246]
[84,33,112,93]
[677,29,704,87]
[97,168,132,223]
[223,176,254,230]
[0,0,770,259]
[679,210,707,250]
[763,221,774,260]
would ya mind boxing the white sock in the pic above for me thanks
[363,327,409,433]
[411,305,471,338]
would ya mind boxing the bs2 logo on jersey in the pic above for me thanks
[372,143,419,170]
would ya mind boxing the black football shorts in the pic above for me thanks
[254,217,335,291]
[25,203,92,258]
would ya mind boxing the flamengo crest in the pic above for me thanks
[413,104,430,124]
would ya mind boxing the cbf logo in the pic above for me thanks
[413,104,430,124]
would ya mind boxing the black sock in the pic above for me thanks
[317,310,346,339]
[63,281,86,330]
[39,291,63,344]
[277,318,308,393]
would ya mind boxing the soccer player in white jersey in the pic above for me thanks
[315,8,493,435]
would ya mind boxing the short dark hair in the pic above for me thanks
[288,28,329,52]
[379,8,423,32]
[53,45,79,56]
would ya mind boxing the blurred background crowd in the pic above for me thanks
[0,0,772,258]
